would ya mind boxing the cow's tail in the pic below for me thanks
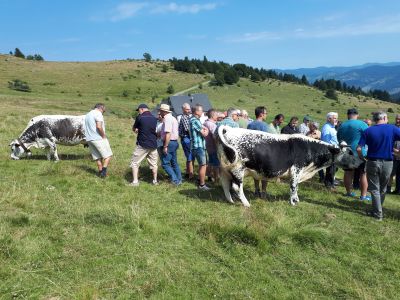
[217,125,238,165]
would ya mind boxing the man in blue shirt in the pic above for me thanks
[218,108,240,128]
[321,112,339,189]
[130,104,158,186]
[247,106,268,198]
[357,111,400,221]
[337,108,369,200]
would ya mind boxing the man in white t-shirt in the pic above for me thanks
[84,103,113,178]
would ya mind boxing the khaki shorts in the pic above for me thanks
[130,145,158,170]
[87,139,113,160]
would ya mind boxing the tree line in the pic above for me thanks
[169,56,394,102]
[10,48,44,61]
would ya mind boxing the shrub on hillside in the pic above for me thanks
[325,89,338,101]
[161,65,168,72]
[143,52,152,62]
[388,108,394,113]
[13,48,25,59]
[167,84,175,94]
[8,79,31,92]
[122,90,129,97]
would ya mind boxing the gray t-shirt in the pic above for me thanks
[85,109,105,141]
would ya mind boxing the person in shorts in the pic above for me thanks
[84,103,113,178]
[337,108,370,200]
[190,104,210,190]
[129,104,158,186]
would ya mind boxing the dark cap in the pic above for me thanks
[136,103,149,111]
[347,108,358,115]
[303,115,311,121]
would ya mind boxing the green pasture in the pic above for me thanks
[1,56,400,299]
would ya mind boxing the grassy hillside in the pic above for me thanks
[1,55,400,298]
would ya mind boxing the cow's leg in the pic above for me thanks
[52,146,59,161]
[289,167,301,205]
[231,169,250,207]
[220,170,234,204]
[45,147,52,160]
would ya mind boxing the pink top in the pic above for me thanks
[203,119,217,153]
[161,113,179,141]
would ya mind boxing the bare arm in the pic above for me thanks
[163,132,171,154]
[96,121,106,139]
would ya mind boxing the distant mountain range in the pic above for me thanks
[279,62,400,99]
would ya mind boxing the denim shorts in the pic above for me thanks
[181,136,193,162]
[208,152,220,167]
[192,147,207,166]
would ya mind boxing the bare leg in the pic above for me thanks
[199,164,207,186]
[103,156,111,168]
[360,173,368,197]
[344,170,354,194]
[95,159,103,172]
[132,166,139,183]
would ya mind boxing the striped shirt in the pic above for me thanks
[190,116,206,149]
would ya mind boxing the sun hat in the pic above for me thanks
[159,103,172,113]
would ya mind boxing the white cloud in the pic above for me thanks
[110,2,148,21]
[104,2,217,21]
[150,2,217,14]
[220,14,400,43]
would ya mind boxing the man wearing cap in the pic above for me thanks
[299,116,311,135]
[129,104,158,186]
[84,103,113,178]
[337,108,370,200]
[159,104,182,185]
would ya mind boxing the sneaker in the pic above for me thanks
[152,180,159,185]
[345,192,356,198]
[360,195,371,201]
[198,184,211,191]
[129,181,139,187]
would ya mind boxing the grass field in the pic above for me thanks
[1,55,400,299]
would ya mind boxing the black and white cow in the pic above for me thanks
[10,115,86,161]
[216,125,362,207]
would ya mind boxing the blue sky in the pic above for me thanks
[1,0,400,69]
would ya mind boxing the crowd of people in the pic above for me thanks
[84,103,400,221]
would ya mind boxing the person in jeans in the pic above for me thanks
[178,103,194,180]
[247,106,268,198]
[321,112,339,189]
[337,108,370,200]
[190,104,210,190]
[357,111,400,221]
[84,103,113,178]
[129,104,158,186]
[203,109,220,183]
[159,104,182,185]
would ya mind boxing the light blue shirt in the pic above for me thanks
[85,109,105,141]
[337,119,368,156]
[321,122,338,146]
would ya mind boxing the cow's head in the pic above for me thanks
[9,139,32,160]
[332,141,363,169]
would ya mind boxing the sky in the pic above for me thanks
[1,0,400,69]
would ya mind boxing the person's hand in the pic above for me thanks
[163,146,168,154]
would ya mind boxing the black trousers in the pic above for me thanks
[324,164,336,188]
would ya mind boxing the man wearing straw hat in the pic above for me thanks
[159,104,182,185]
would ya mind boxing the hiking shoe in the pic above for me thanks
[198,184,211,191]
[152,180,159,185]
[360,195,371,201]
[345,192,357,198]
[129,181,139,187]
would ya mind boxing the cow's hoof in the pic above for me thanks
[290,201,298,206]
